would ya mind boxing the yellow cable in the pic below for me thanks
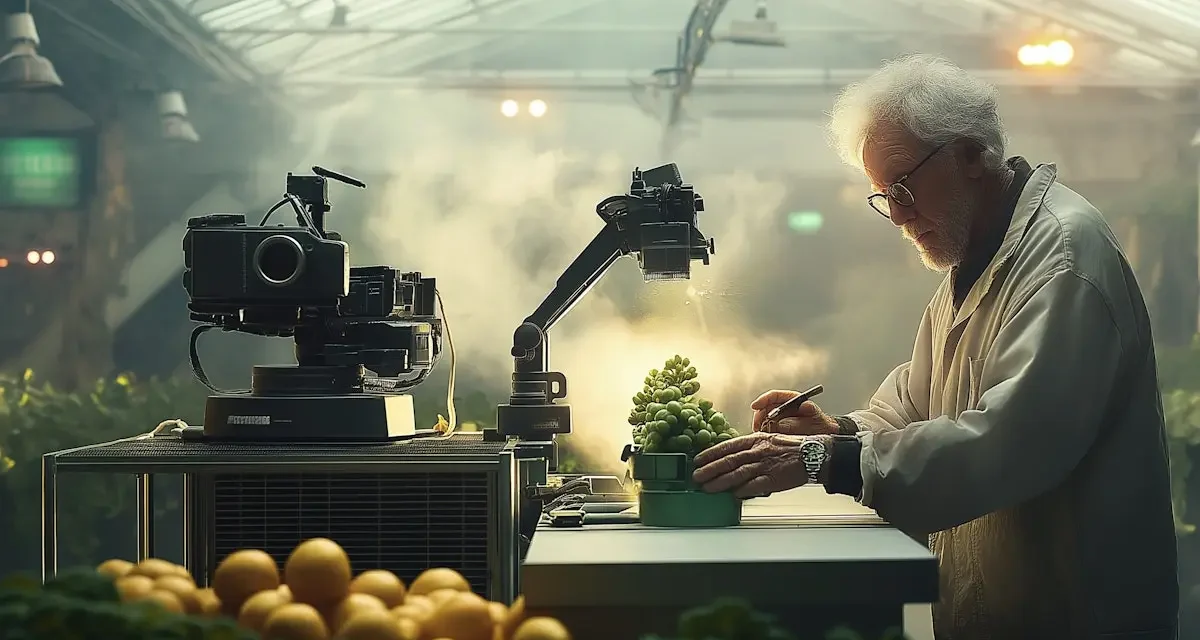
[433,290,458,438]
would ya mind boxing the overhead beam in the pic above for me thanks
[210,24,990,36]
[1083,0,1200,50]
[279,67,1200,90]
[107,0,262,84]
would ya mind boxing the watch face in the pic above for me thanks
[800,440,825,465]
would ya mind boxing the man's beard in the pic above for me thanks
[905,192,973,273]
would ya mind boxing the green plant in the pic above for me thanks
[0,569,255,639]
[0,370,207,576]
[640,597,908,640]
[1165,388,1200,534]
[630,355,739,456]
[1158,336,1200,535]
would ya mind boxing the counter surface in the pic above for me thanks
[523,485,938,607]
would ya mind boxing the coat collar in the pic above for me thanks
[951,163,1058,328]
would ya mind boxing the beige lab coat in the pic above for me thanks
[847,164,1179,640]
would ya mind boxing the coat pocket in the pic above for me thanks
[967,356,986,408]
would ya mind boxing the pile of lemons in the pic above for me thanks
[96,537,570,640]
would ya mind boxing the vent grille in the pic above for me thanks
[211,472,492,595]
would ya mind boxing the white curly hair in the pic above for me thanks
[827,54,1008,172]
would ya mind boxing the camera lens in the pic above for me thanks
[253,235,306,286]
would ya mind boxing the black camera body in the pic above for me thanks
[181,166,442,441]
[184,214,349,316]
[623,164,710,281]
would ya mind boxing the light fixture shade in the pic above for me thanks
[0,13,62,90]
[163,115,200,143]
[157,90,200,142]
[157,90,189,118]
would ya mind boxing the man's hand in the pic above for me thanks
[751,389,839,435]
[692,432,831,499]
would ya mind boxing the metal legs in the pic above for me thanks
[135,474,154,561]
[40,455,57,582]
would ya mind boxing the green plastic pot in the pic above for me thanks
[625,448,742,528]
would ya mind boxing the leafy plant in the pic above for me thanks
[1159,336,1200,534]
[0,569,255,640]
[0,370,208,576]
[1164,387,1200,534]
[640,597,907,640]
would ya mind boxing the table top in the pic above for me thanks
[522,486,938,607]
[45,432,512,472]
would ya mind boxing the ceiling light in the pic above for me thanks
[158,90,200,143]
[0,12,63,90]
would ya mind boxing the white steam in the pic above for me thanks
[308,93,828,469]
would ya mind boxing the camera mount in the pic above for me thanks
[182,167,445,441]
[490,163,714,442]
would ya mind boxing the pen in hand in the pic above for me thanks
[765,384,825,422]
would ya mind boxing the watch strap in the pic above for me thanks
[823,435,865,498]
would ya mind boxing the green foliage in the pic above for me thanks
[0,569,256,640]
[0,370,207,573]
[629,355,738,457]
[640,598,907,640]
[1158,336,1200,535]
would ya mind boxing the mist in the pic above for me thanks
[289,91,846,468]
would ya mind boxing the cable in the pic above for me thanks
[430,289,459,438]
[257,198,290,226]
[136,418,190,439]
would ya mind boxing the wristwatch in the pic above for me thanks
[798,438,828,484]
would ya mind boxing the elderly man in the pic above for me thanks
[693,54,1179,639]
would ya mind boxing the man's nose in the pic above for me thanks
[888,200,916,227]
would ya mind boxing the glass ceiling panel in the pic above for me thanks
[169,0,1200,85]
[170,0,510,74]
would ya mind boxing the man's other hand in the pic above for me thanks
[692,432,821,498]
[751,389,838,435]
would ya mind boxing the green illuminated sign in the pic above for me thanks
[787,210,824,234]
[0,137,81,208]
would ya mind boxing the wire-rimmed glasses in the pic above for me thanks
[866,143,948,218]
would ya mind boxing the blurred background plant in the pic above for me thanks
[1156,336,1200,535]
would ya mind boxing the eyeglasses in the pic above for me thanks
[866,143,948,218]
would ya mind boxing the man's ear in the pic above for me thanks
[958,142,987,179]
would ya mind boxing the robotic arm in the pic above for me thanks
[493,163,715,441]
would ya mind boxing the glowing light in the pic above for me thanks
[0,258,8,268]
[528,99,547,118]
[500,99,519,117]
[1018,44,1049,66]
[26,250,39,264]
[1046,39,1074,66]
[40,250,55,264]
[1019,40,1074,67]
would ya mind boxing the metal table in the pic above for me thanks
[522,486,938,639]
[40,432,519,600]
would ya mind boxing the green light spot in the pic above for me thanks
[0,137,81,208]
[787,210,823,234]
